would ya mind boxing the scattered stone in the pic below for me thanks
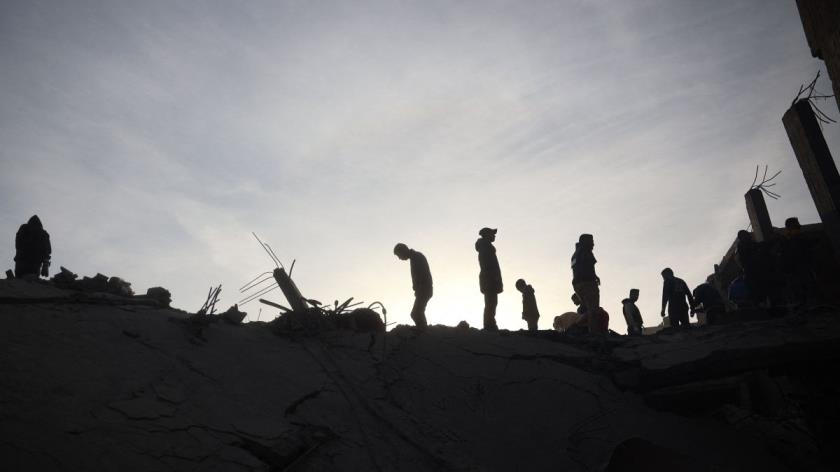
[49,269,147,299]
[50,266,78,288]
[78,273,109,292]
[107,277,133,297]
[145,287,172,307]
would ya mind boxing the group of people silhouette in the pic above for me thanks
[393,227,746,335]
[12,214,810,335]
[395,229,626,334]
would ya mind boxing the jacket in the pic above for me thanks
[15,215,51,264]
[571,247,597,284]
[621,299,643,329]
[408,250,433,296]
[475,238,503,294]
[520,284,540,321]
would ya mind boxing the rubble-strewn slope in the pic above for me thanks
[1,279,838,471]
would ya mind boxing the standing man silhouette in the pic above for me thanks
[476,227,502,331]
[660,268,695,329]
[622,289,644,336]
[393,243,432,330]
[571,234,601,333]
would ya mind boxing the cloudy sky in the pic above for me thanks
[2,0,838,330]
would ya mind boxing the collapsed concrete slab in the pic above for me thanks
[2,279,838,470]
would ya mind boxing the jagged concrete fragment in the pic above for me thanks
[783,99,840,260]
[273,267,308,312]
[796,0,840,111]
[744,188,773,242]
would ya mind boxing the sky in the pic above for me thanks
[1,0,838,331]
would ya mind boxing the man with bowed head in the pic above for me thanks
[393,243,433,330]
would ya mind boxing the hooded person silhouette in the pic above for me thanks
[14,215,51,278]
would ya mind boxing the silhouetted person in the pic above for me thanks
[476,227,502,331]
[778,217,814,307]
[728,272,751,308]
[572,293,586,316]
[736,230,768,306]
[660,268,694,329]
[621,289,643,336]
[394,243,432,330]
[692,276,725,325]
[572,234,602,334]
[555,293,588,333]
[515,278,539,332]
[14,215,51,278]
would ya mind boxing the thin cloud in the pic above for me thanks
[1,0,835,328]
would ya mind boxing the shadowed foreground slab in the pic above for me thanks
[1,279,838,471]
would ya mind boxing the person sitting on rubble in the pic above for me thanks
[14,215,51,279]
[660,268,695,329]
[515,278,540,332]
[554,293,589,333]
[394,243,432,330]
[692,275,726,325]
[621,289,644,336]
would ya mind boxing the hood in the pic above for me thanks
[27,215,42,229]
[621,298,632,304]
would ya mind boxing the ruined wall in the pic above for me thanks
[796,0,840,111]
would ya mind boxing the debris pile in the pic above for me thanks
[240,234,386,335]
[266,300,386,335]
[187,285,247,327]
[49,267,135,297]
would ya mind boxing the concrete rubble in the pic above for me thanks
[1,279,839,471]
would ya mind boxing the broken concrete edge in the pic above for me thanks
[617,333,840,392]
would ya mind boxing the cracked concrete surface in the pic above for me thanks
[2,279,839,471]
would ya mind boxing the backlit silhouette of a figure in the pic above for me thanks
[476,228,502,331]
[393,243,432,330]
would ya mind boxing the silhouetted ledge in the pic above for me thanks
[1,278,838,471]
